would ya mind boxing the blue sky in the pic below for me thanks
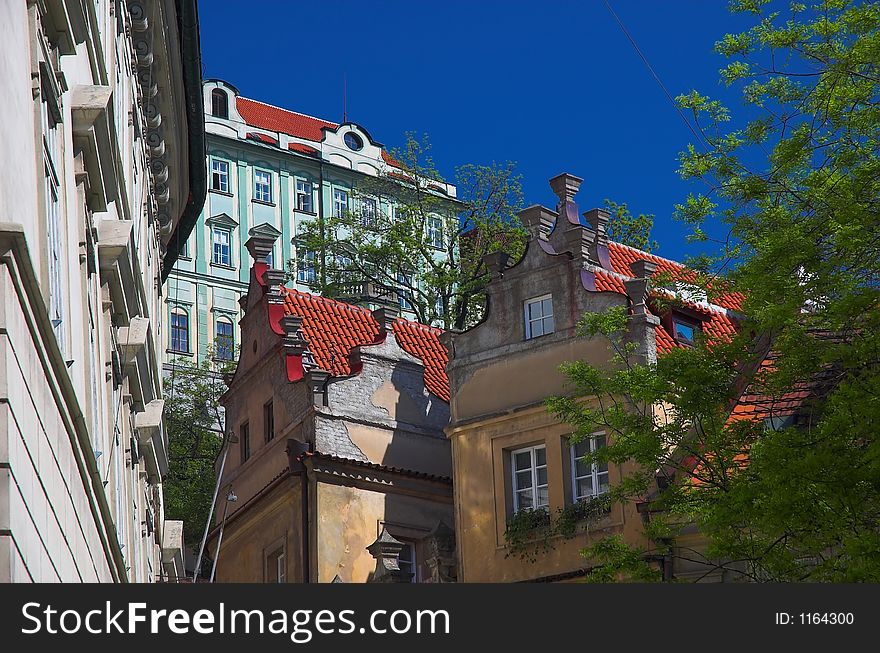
[198,1,757,262]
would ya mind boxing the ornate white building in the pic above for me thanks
[0,0,205,582]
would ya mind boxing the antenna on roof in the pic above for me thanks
[343,73,347,123]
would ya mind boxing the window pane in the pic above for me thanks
[536,466,547,486]
[536,486,549,508]
[514,451,531,471]
[516,490,533,511]
[576,477,594,499]
[535,447,546,466]
[575,457,591,478]
[515,470,532,491]
[529,301,542,319]
[543,316,555,334]
[542,298,553,316]
[597,472,610,495]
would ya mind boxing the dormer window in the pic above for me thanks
[211,89,229,119]
[672,315,699,346]
[524,294,554,339]
[344,132,363,151]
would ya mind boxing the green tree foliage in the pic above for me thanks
[604,199,658,253]
[292,133,526,330]
[164,353,235,550]
[549,1,880,582]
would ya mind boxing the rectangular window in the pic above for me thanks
[240,422,250,463]
[296,243,316,284]
[672,317,698,346]
[333,188,348,218]
[212,226,232,266]
[524,294,554,339]
[254,169,272,203]
[511,445,548,512]
[570,434,609,502]
[211,159,229,193]
[215,320,234,360]
[266,547,285,583]
[398,542,417,582]
[427,216,444,249]
[361,197,378,227]
[264,400,275,442]
[179,236,190,259]
[171,310,189,353]
[295,179,313,213]
[397,271,413,310]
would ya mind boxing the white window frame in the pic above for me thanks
[211,159,229,193]
[170,308,189,353]
[215,318,234,360]
[266,546,285,583]
[427,215,444,249]
[296,243,316,284]
[212,226,232,266]
[333,188,349,218]
[254,169,273,203]
[524,294,554,339]
[295,178,313,213]
[361,197,378,227]
[570,433,609,503]
[510,444,549,512]
[397,270,413,310]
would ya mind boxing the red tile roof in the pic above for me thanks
[236,97,337,142]
[279,287,449,401]
[246,131,278,146]
[288,142,320,156]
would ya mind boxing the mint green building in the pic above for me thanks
[164,80,457,365]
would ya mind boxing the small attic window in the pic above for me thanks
[344,132,363,151]
[524,295,554,339]
[672,315,699,346]
[211,88,229,119]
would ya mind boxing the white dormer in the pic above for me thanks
[321,122,384,173]
[203,79,244,136]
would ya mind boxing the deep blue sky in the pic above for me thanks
[198,1,757,262]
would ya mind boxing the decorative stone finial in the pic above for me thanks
[518,205,556,240]
[366,527,413,583]
[371,306,398,338]
[482,251,510,278]
[549,172,583,205]
[245,222,281,265]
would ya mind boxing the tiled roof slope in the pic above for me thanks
[236,96,337,142]
[280,287,449,401]
[592,243,741,355]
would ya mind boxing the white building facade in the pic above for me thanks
[0,0,205,582]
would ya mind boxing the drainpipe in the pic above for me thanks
[209,488,237,582]
[318,153,326,288]
[287,439,312,582]
[193,427,238,580]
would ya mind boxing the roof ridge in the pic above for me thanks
[237,95,339,129]
[609,240,684,269]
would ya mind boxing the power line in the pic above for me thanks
[602,0,707,150]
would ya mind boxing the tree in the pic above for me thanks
[548,0,880,582]
[164,352,235,553]
[604,199,658,253]
[291,133,526,330]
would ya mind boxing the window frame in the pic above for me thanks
[524,294,554,339]
[296,241,316,285]
[397,541,417,582]
[170,308,190,353]
[211,225,233,267]
[510,444,549,513]
[215,318,234,361]
[295,178,314,213]
[569,433,609,503]
[253,168,273,204]
[265,545,285,583]
[333,188,349,218]
[427,215,444,249]
[211,88,229,119]
[210,158,230,193]
[264,400,275,442]
[240,422,251,463]
[672,315,699,347]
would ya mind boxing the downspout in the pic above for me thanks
[287,439,312,582]
[318,153,326,289]
[162,0,207,279]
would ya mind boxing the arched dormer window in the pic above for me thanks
[211,88,229,119]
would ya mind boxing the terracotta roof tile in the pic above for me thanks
[245,131,278,146]
[237,97,337,142]
[279,287,449,401]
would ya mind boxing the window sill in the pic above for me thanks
[210,262,237,271]
[293,209,317,217]
[167,349,194,356]
[252,199,276,207]
[177,255,193,262]
[209,189,234,197]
